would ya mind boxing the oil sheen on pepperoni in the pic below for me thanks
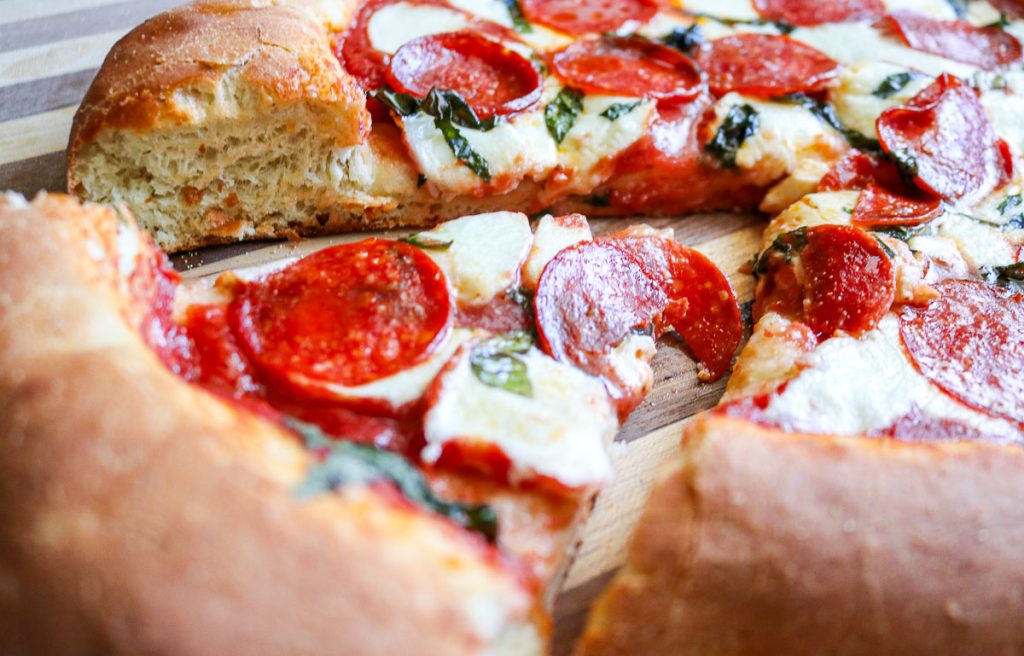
[386,31,542,118]
[550,36,704,103]
[603,236,743,381]
[535,241,666,399]
[877,74,1008,203]
[900,280,1024,425]
[753,0,884,26]
[885,11,1023,71]
[851,183,942,227]
[520,0,657,36]
[692,34,839,97]
[230,239,452,391]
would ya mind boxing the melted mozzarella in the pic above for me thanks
[314,330,473,409]
[883,0,958,19]
[677,0,760,20]
[603,333,657,401]
[761,190,859,248]
[446,0,513,26]
[981,87,1024,168]
[791,22,977,78]
[937,212,1022,268]
[521,213,592,289]
[554,94,654,194]
[366,2,471,54]
[707,94,847,211]
[829,61,933,140]
[759,315,1021,437]
[417,211,534,305]
[401,110,556,195]
[423,346,617,490]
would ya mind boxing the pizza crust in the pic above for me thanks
[578,414,1024,655]
[0,193,548,655]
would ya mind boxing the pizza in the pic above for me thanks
[0,193,741,654]
[4,0,1024,653]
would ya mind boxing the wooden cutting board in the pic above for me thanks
[0,2,765,652]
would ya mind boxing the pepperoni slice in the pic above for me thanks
[692,34,839,98]
[230,240,452,393]
[602,236,743,382]
[884,11,1023,71]
[900,280,1024,425]
[818,150,882,192]
[755,225,896,338]
[535,241,667,406]
[879,406,1021,445]
[753,0,885,26]
[386,31,542,119]
[520,0,657,36]
[877,74,1009,204]
[850,183,942,227]
[550,36,704,103]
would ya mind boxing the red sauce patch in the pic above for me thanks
[230,239,452,393]
[899,280,1024,425]
[602,236,743,381]
[877,73,1009,203]
[386,31,542,118]
[753,0,885,25]
[520,0,657,36]
[884,11,1023,71]
[550,36,704,104]
[692,34,838,98]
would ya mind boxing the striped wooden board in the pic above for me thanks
[0,2,765,653]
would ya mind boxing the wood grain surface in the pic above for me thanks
[0,2,765,653]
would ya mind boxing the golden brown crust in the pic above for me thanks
[0,194,544,655]
[67,0,368,182]
[579,415,1024,655]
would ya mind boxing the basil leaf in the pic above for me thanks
[776,93,881,153]
[399,234,453,250]
[290,420,499,541]
[705,103,759,168]
[873,72,922,99]
[370,88,419,116]
[601,101,643,121]
[997,194,1024,229]
[982,262,1024,289]
[985,12,1010,28]
[545,87,584,145]
[874,235,896,259]
[662,24,703,53]
[507,286,536,323]
[501,0,532,33]
[435,118,492,181]
[886,149,919,187]
[422,88,501,131]
[470,332,534,397]
[872,225,914,241]
[751,227,808,278]
[946,0,967,18]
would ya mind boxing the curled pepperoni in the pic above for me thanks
[602,236,743,381]
[884,11,1023,71]
[753,0,885,26]
[692,34,838,98]
[535,241,667,408]
[754,225,895,339]
[230,239,452,393]
[520,0,657,36]
[550,36,704,103]
[900,280,1024,425]
[818,150,884,192]
[386,32,542,118]
[877,74,1009,204]
[851,183,942,227]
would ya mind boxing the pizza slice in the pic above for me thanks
[0,193,741,654]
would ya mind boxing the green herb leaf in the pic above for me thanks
[985,12,1010,28]
[422,88,501,131]
[435,119,492,181]
[706,103,760,168]
[982,262,1024,289]
[545,87,584,145]
[751,227,808,278]
[370,88,419,116]
[873,71,922,99]
[871,225,914,241]
[874,235,896,259]
[507,286,536,323]
[662,24,703,53]
[886,149,919,187]
[469,331,534,397]
[946,0,967,18]
[289,420,499,542]
[501,0,532,33]
[399,233,453,250]
[997,193,1024,229]
[600,100,643,121]
[776,93,881,152]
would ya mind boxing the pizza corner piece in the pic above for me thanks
[0,193,742,655]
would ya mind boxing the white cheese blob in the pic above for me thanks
[758,315,1021,438]
[937,212,1022,269]
[829,61,933,140]
[883,0,958,19]
[422,345,617,490]
[521,213,593,289]
[366,2,470,54]
[416,211,534,305]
